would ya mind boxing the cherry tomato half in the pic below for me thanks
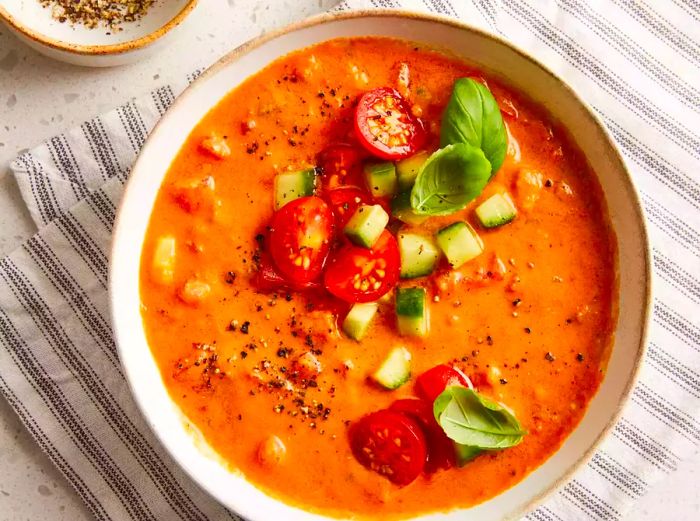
[318,144,365,189]
[415,365,471,402]
[323,230,400,303]
[269,196,333,285]
[350,410,427,486]
[355,87,426,160]
[390,399,455,473]
[324,187,372,229]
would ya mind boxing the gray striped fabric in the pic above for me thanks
[3,1,699,520]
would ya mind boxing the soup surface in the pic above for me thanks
[140,37,616,519]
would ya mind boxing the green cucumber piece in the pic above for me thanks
[391,192,428,225]
[475,192,517,228]
[454,443,482,467]
[274,168,316,209]
[364,161,397,198]
[398,233,440,279]
[342,302,379,341]
[396,287,428,337]
[435,222,484,269]
[396,150,429,190]
[344,204,389,248]
[372,346,412,389]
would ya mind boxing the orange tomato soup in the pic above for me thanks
[140,38,616,519]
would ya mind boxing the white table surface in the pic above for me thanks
[0,1,698,520]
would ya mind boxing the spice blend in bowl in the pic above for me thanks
[39,0,155,30]
[0,0,198,66]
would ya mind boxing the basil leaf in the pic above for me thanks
[410,143,491,216]
[433,386,526,449]
[440,78,508,175]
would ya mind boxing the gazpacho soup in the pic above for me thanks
[140,37,617,519]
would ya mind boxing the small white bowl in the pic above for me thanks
[110,10,651,521]
[0,0,198,67]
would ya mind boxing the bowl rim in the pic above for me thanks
[110,8,652,520]
[0,0,198,55]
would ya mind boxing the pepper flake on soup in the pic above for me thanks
[140,37,616,519]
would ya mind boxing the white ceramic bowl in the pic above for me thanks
[0,0,198,66]
[110,10,651,521]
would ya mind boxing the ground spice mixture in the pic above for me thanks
[40,0,154,30]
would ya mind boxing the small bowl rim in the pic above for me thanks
[111,8,652,520]
[0,0,199,55]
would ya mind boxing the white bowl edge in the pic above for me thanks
[110,11,651,521]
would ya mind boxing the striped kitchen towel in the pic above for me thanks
[3,1,699,520]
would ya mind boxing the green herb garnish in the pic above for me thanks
[433,386,526,449]
[409,78,507,217]
[440,78,508,175]
[410,143,491,216]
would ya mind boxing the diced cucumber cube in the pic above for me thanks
[475,192,517,228]
[391,191,428,225]
[344,204,389,248]
[396,287,428,337]
[274,168,316,209]
[398,233,440,279]
[435,222,484,269]
[454,443,482,467]
[396,150,429,190]
[364,161,397,198]
[342,302,379,341]
[372,346,412,389]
